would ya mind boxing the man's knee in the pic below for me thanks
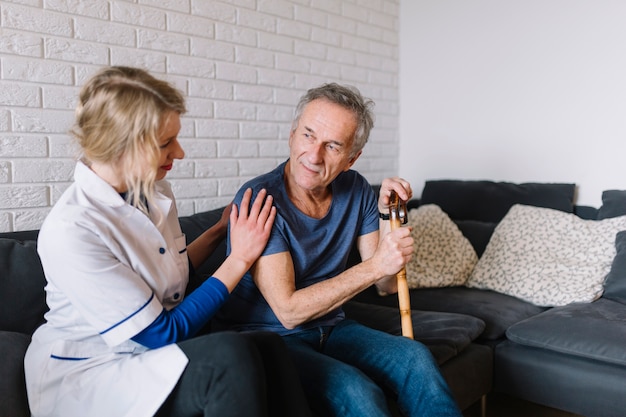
[322,370,388,417]
[405,340,438,367]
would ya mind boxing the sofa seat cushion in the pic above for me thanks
[0,331,31,417]
[343,301,485,365]
[353,285,546,341]
[506,298,626,366]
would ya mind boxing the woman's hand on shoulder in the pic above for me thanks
[229,188,276,267]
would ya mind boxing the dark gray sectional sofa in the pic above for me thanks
[2,180,625,417]
[354,181,626,417]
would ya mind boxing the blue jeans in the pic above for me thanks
[283,319,462,417]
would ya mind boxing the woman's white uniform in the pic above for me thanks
[25,161,190,417]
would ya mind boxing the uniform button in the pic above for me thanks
[173,293,180,300]
[159,247,166,254]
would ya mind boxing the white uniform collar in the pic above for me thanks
[73,161,173,215]
[74,161,127,207]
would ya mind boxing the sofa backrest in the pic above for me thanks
[414,180,578,257]
[0,206,235,337]
[3,183,622,336]
[178,207,228,286]
[0,236,48,335]
[420,180,577,223]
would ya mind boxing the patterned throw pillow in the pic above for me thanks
[404,204,478,289]
[466,204,626,306]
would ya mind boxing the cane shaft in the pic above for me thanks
[395,267,413,339]
[389,192,414,339]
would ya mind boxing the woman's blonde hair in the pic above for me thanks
[72,66,186,213]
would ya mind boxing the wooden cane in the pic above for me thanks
[388,191,414,339]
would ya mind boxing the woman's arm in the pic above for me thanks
[185,204,231,271]
[134,189,276,348]
[132,276,228,348]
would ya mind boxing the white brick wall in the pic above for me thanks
[0,0,399,232]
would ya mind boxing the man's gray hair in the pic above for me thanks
[292,83,375,157]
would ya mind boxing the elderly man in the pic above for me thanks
[215,83,461,417]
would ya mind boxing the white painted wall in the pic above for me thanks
[399,0,626,207]
[0,0,400,232]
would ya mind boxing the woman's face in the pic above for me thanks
[155,111,184,180]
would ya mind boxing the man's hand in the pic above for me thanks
[370,226,414,278]
[378,177,412,213]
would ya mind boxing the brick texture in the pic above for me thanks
[0,0,399,232]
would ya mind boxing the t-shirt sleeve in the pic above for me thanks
[227,185,290,257]
[359,176,379,236]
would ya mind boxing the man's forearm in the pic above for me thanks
[264,257,390,329]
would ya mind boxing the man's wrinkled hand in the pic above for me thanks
[378,177,412,213]
[371,227,414,277]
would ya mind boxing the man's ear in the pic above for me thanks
[288,130,294,148]
[288,121,298,147]
[344,150,362,171]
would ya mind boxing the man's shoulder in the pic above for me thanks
[245,167,282,188]
[236,163,285,201]
[332,170,378,224]
[334,169,373,195]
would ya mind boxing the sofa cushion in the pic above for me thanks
[574,205,599,220]
[602,231,626,305]
[0,230,39,241]
[353,285,546,341]
[343,301,485,365]
[0,238,48,334]
[467,205,626,307]
[420,180,576,223]
[597,189,626,220]
[506,298,626,366]
[403,205,477,289]
[0,331,31,417]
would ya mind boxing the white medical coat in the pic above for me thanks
[25,161,190,417]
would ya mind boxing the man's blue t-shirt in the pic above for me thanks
[214,161,379,335]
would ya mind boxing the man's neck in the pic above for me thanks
[284,161,332,219]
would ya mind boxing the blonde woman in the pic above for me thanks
[24,66,309,417]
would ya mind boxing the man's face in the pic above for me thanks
[288,99,361,191]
